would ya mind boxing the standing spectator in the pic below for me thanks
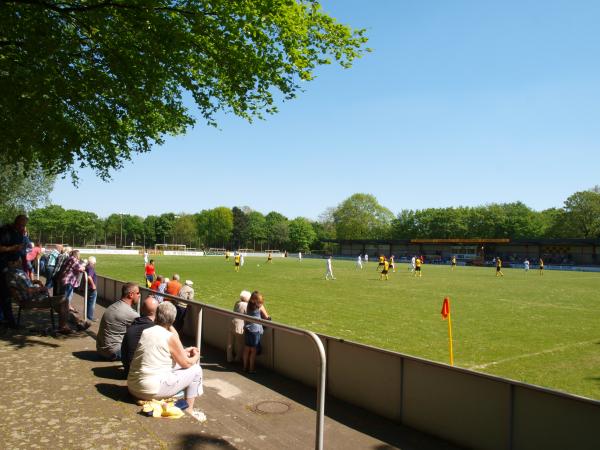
[144,259,156,287]
[85,256,98,321]
[45,245,61,287]
[61,250,86,313]
[227,290,250,362]
[25,241,43,279]
[50,246,70,293]
[0,215,28,327]
[243,291,270,373]
[96,283,141,360]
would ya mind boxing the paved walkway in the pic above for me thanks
[0,294,462,449]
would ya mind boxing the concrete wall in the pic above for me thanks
[97,275,600,450]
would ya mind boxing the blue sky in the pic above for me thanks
[51,0,600,220]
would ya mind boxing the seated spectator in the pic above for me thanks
[121,295,159,376]
[157,277,169,302]
[227,290,251,363]
[150,275,162,292]
[127,302,205,421]
[5,256,89,334]
[178,279,194,300]
[96,283,140,360]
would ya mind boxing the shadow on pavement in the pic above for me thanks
[95,382,134,403]
[200,345,460,450]
[92,365,126,380]
[72,350,104,361]
[175,433,238,449]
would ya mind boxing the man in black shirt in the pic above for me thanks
[121,295,159,376]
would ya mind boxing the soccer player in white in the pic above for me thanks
[240,253,245,267]
[298,251,302,261]
[524,258,529,272]
[143,251,149,265]
[411,256,416,272]
[364,254,369,264]
[356,254,363,269]
[325,255,335,280]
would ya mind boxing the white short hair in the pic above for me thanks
[239,290,251,302]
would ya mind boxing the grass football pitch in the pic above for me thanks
[96,255,600,400]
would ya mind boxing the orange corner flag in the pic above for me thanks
[441,297,450,319]
[441,297,454,365]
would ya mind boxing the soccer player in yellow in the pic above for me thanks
[267,251,273,263]
[496,257,504,277]
[414,257,422,277]
[225,251,230,261]
[451,255,456,271]
[377,255,385,271]
[539,258,544,275]
[379,258,390,280]
[234,253,241,272]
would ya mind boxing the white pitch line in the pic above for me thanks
[468,339,600,370]
[493,297,593,312]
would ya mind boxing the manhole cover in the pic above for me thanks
[254,400,291,414]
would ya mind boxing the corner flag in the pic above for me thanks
[441,297,450,319]
[441,297,454,366]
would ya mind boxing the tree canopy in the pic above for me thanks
[1,0,368,180]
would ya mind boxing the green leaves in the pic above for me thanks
[0,1,368,179]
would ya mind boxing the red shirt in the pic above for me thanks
[145,263,155,276]
[150,280,161,291]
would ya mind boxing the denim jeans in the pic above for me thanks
[64,283,74,306]
[86,290,97,321]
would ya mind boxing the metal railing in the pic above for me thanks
[102,276,327,450]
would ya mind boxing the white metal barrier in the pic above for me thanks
[98,276,327,450]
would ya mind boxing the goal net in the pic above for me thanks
[206,247,226,255]
[155,244,187,253]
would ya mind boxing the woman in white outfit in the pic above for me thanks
[127,302,205,420]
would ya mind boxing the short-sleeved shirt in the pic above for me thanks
[85,265,97,290]
[166,280,182,296]
[145,264,155,276]
[96,300,140,358]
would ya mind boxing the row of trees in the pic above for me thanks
[330,190,600,241]
[25,205,320,253]
[17,188,600,252]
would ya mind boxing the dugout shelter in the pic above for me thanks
[328,238,600,266]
